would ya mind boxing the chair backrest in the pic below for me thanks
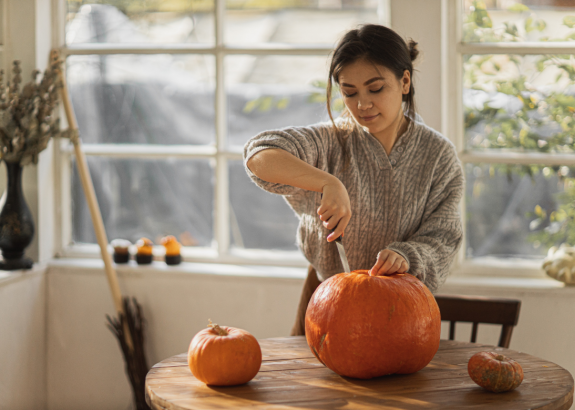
[434,294,521,348]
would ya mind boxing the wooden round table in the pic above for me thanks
[146,336,574,409]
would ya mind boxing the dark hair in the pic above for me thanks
[326,24,419,141]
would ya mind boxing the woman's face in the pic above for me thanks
[338,59,410,141]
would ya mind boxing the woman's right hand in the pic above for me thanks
[317,179,352,242]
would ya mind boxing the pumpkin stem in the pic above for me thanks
[208,319,229,336]
[495,354,506,361]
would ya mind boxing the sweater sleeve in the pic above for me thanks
[386,145,464,293]
[243,125,330,196]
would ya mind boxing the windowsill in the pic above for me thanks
[41,258,570,294]
[1,256,569,295]
[441,275,570,292]
[59,245,552,277]
[0,263,47,286]
[58,244,309,268]
[451,256,548,279]
[46,258,308,280]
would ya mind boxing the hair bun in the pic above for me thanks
[408,39,419,62]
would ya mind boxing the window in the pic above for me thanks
[452,0,575,273]
[61,0,387,264]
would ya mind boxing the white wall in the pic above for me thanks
[0,269,46,410]
[44,263,575,410]
[391,0,443,133]
[3,0,56,264]
[1,264,575,410]
[45,261,306,410]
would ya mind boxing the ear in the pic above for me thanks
[401,70,411,94]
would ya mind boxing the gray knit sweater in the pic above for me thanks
[243,118,464,293]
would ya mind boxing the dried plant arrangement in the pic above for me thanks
[0,56,62,165]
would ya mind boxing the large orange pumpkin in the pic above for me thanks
[188,320,262,386]
[305,270,441,379]
[468,352,524,392]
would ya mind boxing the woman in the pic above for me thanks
[243,24,464,336]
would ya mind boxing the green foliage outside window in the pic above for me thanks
[464,1,575,250]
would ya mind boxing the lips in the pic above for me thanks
[360,114,380,122]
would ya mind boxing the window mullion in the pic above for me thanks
[459,42,575,56]
[60,143,72,254]
[446,0,465,270]
[52,0,66,49]
[61,143,218,158]
[1,0,7,58]
[63,44,335,56]
[214,0,230,256]
[461,151,575,167]
[2,0,9,74]
[54,0,68,256]
[53,134,64,257]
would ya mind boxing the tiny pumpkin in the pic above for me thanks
[188,320,262,386]
[161,235,181,256]
[305,270,441,379]
[468,351,524,392]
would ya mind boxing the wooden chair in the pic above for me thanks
[434,294,521,348]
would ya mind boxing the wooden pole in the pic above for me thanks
[53,49,134,351]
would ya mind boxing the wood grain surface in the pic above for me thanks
[146,336,574,410]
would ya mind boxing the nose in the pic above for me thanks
[357,95,373,110]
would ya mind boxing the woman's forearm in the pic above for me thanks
[246,148,338,192]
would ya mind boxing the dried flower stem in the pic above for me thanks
[0,56,63,165]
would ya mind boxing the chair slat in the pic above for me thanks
[499,325,514,349]
[435,295,521,325]
[449,321,456,340]
[435,294,521,348]
[471,322,478,343]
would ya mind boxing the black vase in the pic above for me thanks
[0,161,34,270]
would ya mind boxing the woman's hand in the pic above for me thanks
[369,250,408,276]
[317,179,351,242]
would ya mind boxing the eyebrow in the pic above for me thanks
[340,77,384,88]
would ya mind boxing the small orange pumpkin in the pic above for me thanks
[468,351,524,392]
[188,320,262,386]
[305,270,441,379]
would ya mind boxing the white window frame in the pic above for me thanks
[52,0,570,278]
[445,0,575,278]
[53,0,391,268]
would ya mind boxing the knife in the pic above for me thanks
[333,234,351,273]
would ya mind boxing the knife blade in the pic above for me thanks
[334,235,351,273]
[319,194,351,273]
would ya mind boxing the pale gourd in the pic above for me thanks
[542,243,575,286]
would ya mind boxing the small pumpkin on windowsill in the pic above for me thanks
[188,320,262,386]
[468,351,524,392]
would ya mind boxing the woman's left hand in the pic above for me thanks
[369,250,408,276]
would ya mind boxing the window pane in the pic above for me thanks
[67,54,215,144]
[226,55,333,148]
[464,54,575,153]
[462,0,575,43]
[226,0,378,45]
[229,160,299,251]
[72,157,214,247]
[466,163,575,259]
[66,1,214,44]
